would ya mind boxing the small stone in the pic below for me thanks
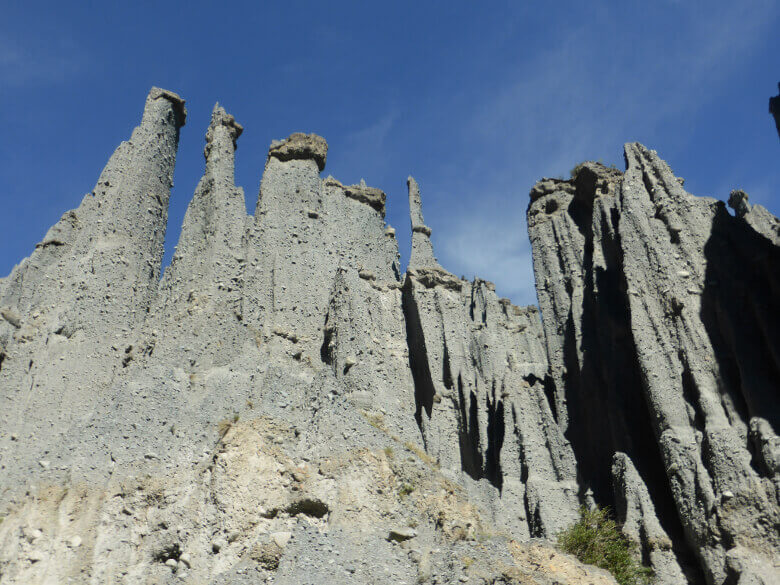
[179,553,191,568]
[271,531,292,548]
[165,558,178,568]
[39,460,50,469]
[388,527,417,542]
[68,536,82,548]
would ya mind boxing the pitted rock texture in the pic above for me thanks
[0,89,603,585]
[528,146,780,585]
[268,132,328,171]
[2,85,777,585]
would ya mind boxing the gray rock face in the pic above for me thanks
[402,177,579,539]
[528,145,780,584]
[0,89,595,585]
[2,86,776,585]
[0,87,186,495]
[612,452,686,585]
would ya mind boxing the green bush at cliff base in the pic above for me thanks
[557,506,653,585]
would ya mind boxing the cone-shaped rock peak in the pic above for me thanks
[407,176,440,271]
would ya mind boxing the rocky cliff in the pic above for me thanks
[0,88,777,585]
[528,149,779,584]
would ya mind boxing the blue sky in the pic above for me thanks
[2,0,778,306]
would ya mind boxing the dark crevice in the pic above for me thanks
[484,386,504,491]
[700,205,780,431]
[262,498,329,520]
[285,498,329,518]
[320,321,334,366]
[554,179,702,580]
[391,261,401,281]
[442,339,453,390]
[153,543,182,563]
[541,374,557,423]
[513,404,537,537]
[456,376,482,481]
[401,278,436,432]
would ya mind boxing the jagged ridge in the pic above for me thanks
[0,87,777,585]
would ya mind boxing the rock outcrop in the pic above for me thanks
[0,87,777,585]
[528,145,780,584]
[0,88,594,585]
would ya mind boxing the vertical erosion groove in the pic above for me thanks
[700,206,780,430]
[485,387,504,490]
[401,278,436,431]
[456,377,483,481]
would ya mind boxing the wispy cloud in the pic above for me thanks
[0,36,85,90]
[337,109,400,182]
[427,0,778,307]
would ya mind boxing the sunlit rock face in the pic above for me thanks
[0,87,777,585]
[528,146,780,585]
[0,88,592,585]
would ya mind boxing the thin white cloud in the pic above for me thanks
[435,209,538,306]
[0,37,85,89]
[427,0,778,307]
[336,109,400,183]
[345,110,399,156]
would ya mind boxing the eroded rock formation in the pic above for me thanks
[0,87,777,585]
[528,146,780,584]
[0,88,601,585]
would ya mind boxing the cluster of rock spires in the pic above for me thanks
[0,88,777,585]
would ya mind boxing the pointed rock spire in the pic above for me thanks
[160,103,247,309]
[152,104,247,367]
[143,86,187,128]
[0,87,187,492]
[407,176,439,270]
[1,86,186,329]
[204,103,243,182]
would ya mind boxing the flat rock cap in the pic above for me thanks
[148,87,187,126]
[268,132,328,171]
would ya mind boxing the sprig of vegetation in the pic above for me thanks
[557,507,653,585]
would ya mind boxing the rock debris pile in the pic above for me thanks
[0,88,777,585]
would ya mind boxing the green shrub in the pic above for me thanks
[398,483,415,497]
[557,507,653,585]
